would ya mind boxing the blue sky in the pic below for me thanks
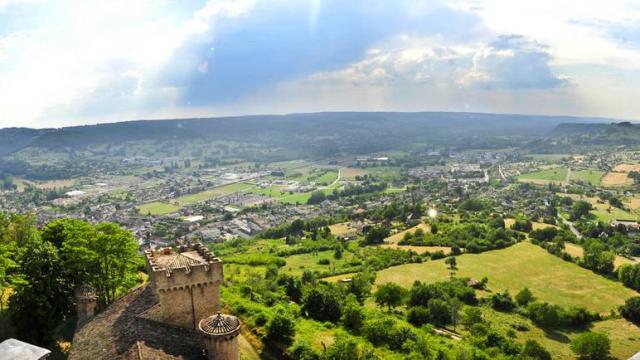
[0,0,639,128]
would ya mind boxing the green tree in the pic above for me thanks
[570,332,610,360]
[374,282,406,311]
[266,307,295,344]
[515,287,534,306]
[620,296,640,324]
[62,222,141,305]
[570,201,592,221]
[520,340,551,360]
[9,240,75,346]
[462,306,483,326]
[303,285,343,322]
[341,295,365,332]
[445,256,458,279]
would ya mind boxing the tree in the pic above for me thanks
[515,287,534,306]
[520,340,551,360]
[303,285,343,322]
[9,240,75,346]
[341,295,365,332]
[62,222,141,305]
[620,296,640,324]
[570,201,592,221]
[374,283,406,311]
[570,332,610,360]
[527,302,560,328]
[307,191,326,205]
[363,225,390,245]
[462,306,483,326]
[445,256,458,279]
[324,335,372,360]
[266,308,295,344]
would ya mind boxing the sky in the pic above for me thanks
[1,0,639,128]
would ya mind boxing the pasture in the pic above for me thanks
[282,250,357,277]
[570,169,604,185]
[564,242,639,269]
[341,167,368,180]
[138,201,181,216]
[517,168,568,184]
[614,163,640,173]
[375,242,637,313]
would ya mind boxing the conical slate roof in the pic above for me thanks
[199,313,241,336]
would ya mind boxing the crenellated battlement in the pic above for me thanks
[144,243,223,328]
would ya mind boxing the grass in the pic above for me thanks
[570,169,605,185]
[139,182,254,215]
[564,242,639,269]
[375,242,637,313]
[591,207,637,222]
[282,250,357,277]
[517,168,568,184]
[482,307,640,359]
[138,201,182,216]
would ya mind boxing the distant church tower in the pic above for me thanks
[145,244,223,329]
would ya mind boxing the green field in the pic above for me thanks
[283,250,357,276]
[518,168,568,183]
[138,201,181,216]
[376,242,637,313]
[482,307,640,359]
[591,207,637,222]
[570,169,605,185]
[139,182,254,215]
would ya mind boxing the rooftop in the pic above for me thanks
[145,244,220,276]
[199,313,241,336]
[0,338,51,360]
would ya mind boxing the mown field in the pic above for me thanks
[139,182,253,215]
[570,169,605,185]
[517,168,568,184]
[376,242,637,313]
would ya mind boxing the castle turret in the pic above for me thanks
[75,284,97,325]
[145,243,223,329]
[199,313,241,360]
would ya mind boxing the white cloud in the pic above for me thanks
[0,0,255,128]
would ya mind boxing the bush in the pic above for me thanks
[490,291,516,312]
[341,295,365,332]
[570,332,610,360]
[515,287,534,306]
[620,296,640,324]
[520,340,551,360]
[527,302,560,328]
[266,308,295,344]
[318,258,330,265]
[374,283,406,310]
[406,306,430,327]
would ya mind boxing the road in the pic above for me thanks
[560,216,582,240]
[565,167,572,184]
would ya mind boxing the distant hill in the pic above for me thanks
[0,112,613,155]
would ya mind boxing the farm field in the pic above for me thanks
[385,223,431,244]
[375,242,637,313]
[614,164,640,173]
[564,242,639,269]
[517,167,568,184]
[482,307,640,359]
[138,201,182,216]
[282,250,357,277]
[341,167,367,180]
[138,182,254,215]
[504,218,556,231]
[570,169,605,185]
[602,172,633,187]
[591,207,637,222]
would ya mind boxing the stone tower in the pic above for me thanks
[145,243,223,329]
[75,283,97,325]
[198,313,241,360]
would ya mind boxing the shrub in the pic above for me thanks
[515,287,534,306]
[490,291,516,312]
[266,308,295,344]
[527,302,560,328]
[570,332,610,360]
[620,296,640,324]
[520,340,551,360]
[406,306,430,327]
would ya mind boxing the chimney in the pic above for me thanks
[75,284,97,326]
